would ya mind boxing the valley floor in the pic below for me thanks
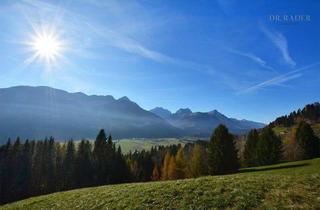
[1,158,320,210]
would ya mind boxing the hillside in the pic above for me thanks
[2,158,320,210]
[270,102,320,139]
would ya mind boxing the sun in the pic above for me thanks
[27,26,65,66]
[33,34,60,59]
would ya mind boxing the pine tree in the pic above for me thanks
[63,140,76,190]
[243,129,259,167]
[10,138,22,202]
[0,139,13,203]
[295,121,320,159]
[93,129,108,184]
[55,143,65,191]
[19,140,32,199]
[46,137,57,193]
[208,124,239,175]
[257,127,282,165]
[75,140,94,187]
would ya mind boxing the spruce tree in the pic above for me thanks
[208,124,239,175]
[63,140,76,190]
[257,127,282,165]
[296,121,320,159]
[243,129,259,167]
[75,140,94,187]
[93,129,108,184]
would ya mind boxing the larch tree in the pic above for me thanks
[188,144,207,178]
[161,152,171,180]
[175,147,186,179]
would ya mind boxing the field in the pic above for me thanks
[2,158,320,209]
[114,138,194,154]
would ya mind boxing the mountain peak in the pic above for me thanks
[175,108,192,115]
[209,109,225,117]
[150,107,172,119]
[118,96,131,102]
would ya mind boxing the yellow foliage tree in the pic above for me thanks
[175,147,186,179]
[151,164,160,181]
[161,152,171,180]
[188,144,207,178]
[167,155,177,180]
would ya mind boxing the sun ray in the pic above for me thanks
[25,24,65,68]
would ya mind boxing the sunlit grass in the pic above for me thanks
[2,158,320,210]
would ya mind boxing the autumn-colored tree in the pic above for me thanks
[283,126,303,161]
[161,152,171,180]
[167,155,177,180]
[151,164,160,181]
[175,147,186,179]
[188,144,208,178]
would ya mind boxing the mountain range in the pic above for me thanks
[150,107,265,137]
[0,86,264,143]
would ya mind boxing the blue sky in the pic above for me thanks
[0,0,319,123]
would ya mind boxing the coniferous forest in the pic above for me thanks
[1,121,319,205]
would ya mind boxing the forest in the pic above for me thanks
[0,122,319,205]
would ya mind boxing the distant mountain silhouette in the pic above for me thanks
[0,86,265,143]
[149,107,172,119]
[0,86,182,143]
[150,108,265,137]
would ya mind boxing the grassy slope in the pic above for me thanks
[2,159,320,210]
[272,123,320,138]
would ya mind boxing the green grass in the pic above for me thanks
[272,123,320,138]
[272,126,289,136]
[114,138,192,154]
[2,158,320,210]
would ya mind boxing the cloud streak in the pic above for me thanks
[261,26,296,68]
[226,48,278,73]
[239,62,320,93]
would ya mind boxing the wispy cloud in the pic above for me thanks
[21,0,216,74]
[226,48,277,73]
[261,26,296,68]
[239,62,320,93]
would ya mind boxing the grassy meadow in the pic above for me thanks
[2,158,320,210]
[114,138,194,154]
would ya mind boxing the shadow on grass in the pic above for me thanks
[239,163,309,173]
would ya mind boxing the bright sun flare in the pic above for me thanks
[28,28,64,65]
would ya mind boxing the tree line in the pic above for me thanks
[0,130,129,204]
[243,121,320,167]
[1,122,319,204]
[270,102,320,127]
